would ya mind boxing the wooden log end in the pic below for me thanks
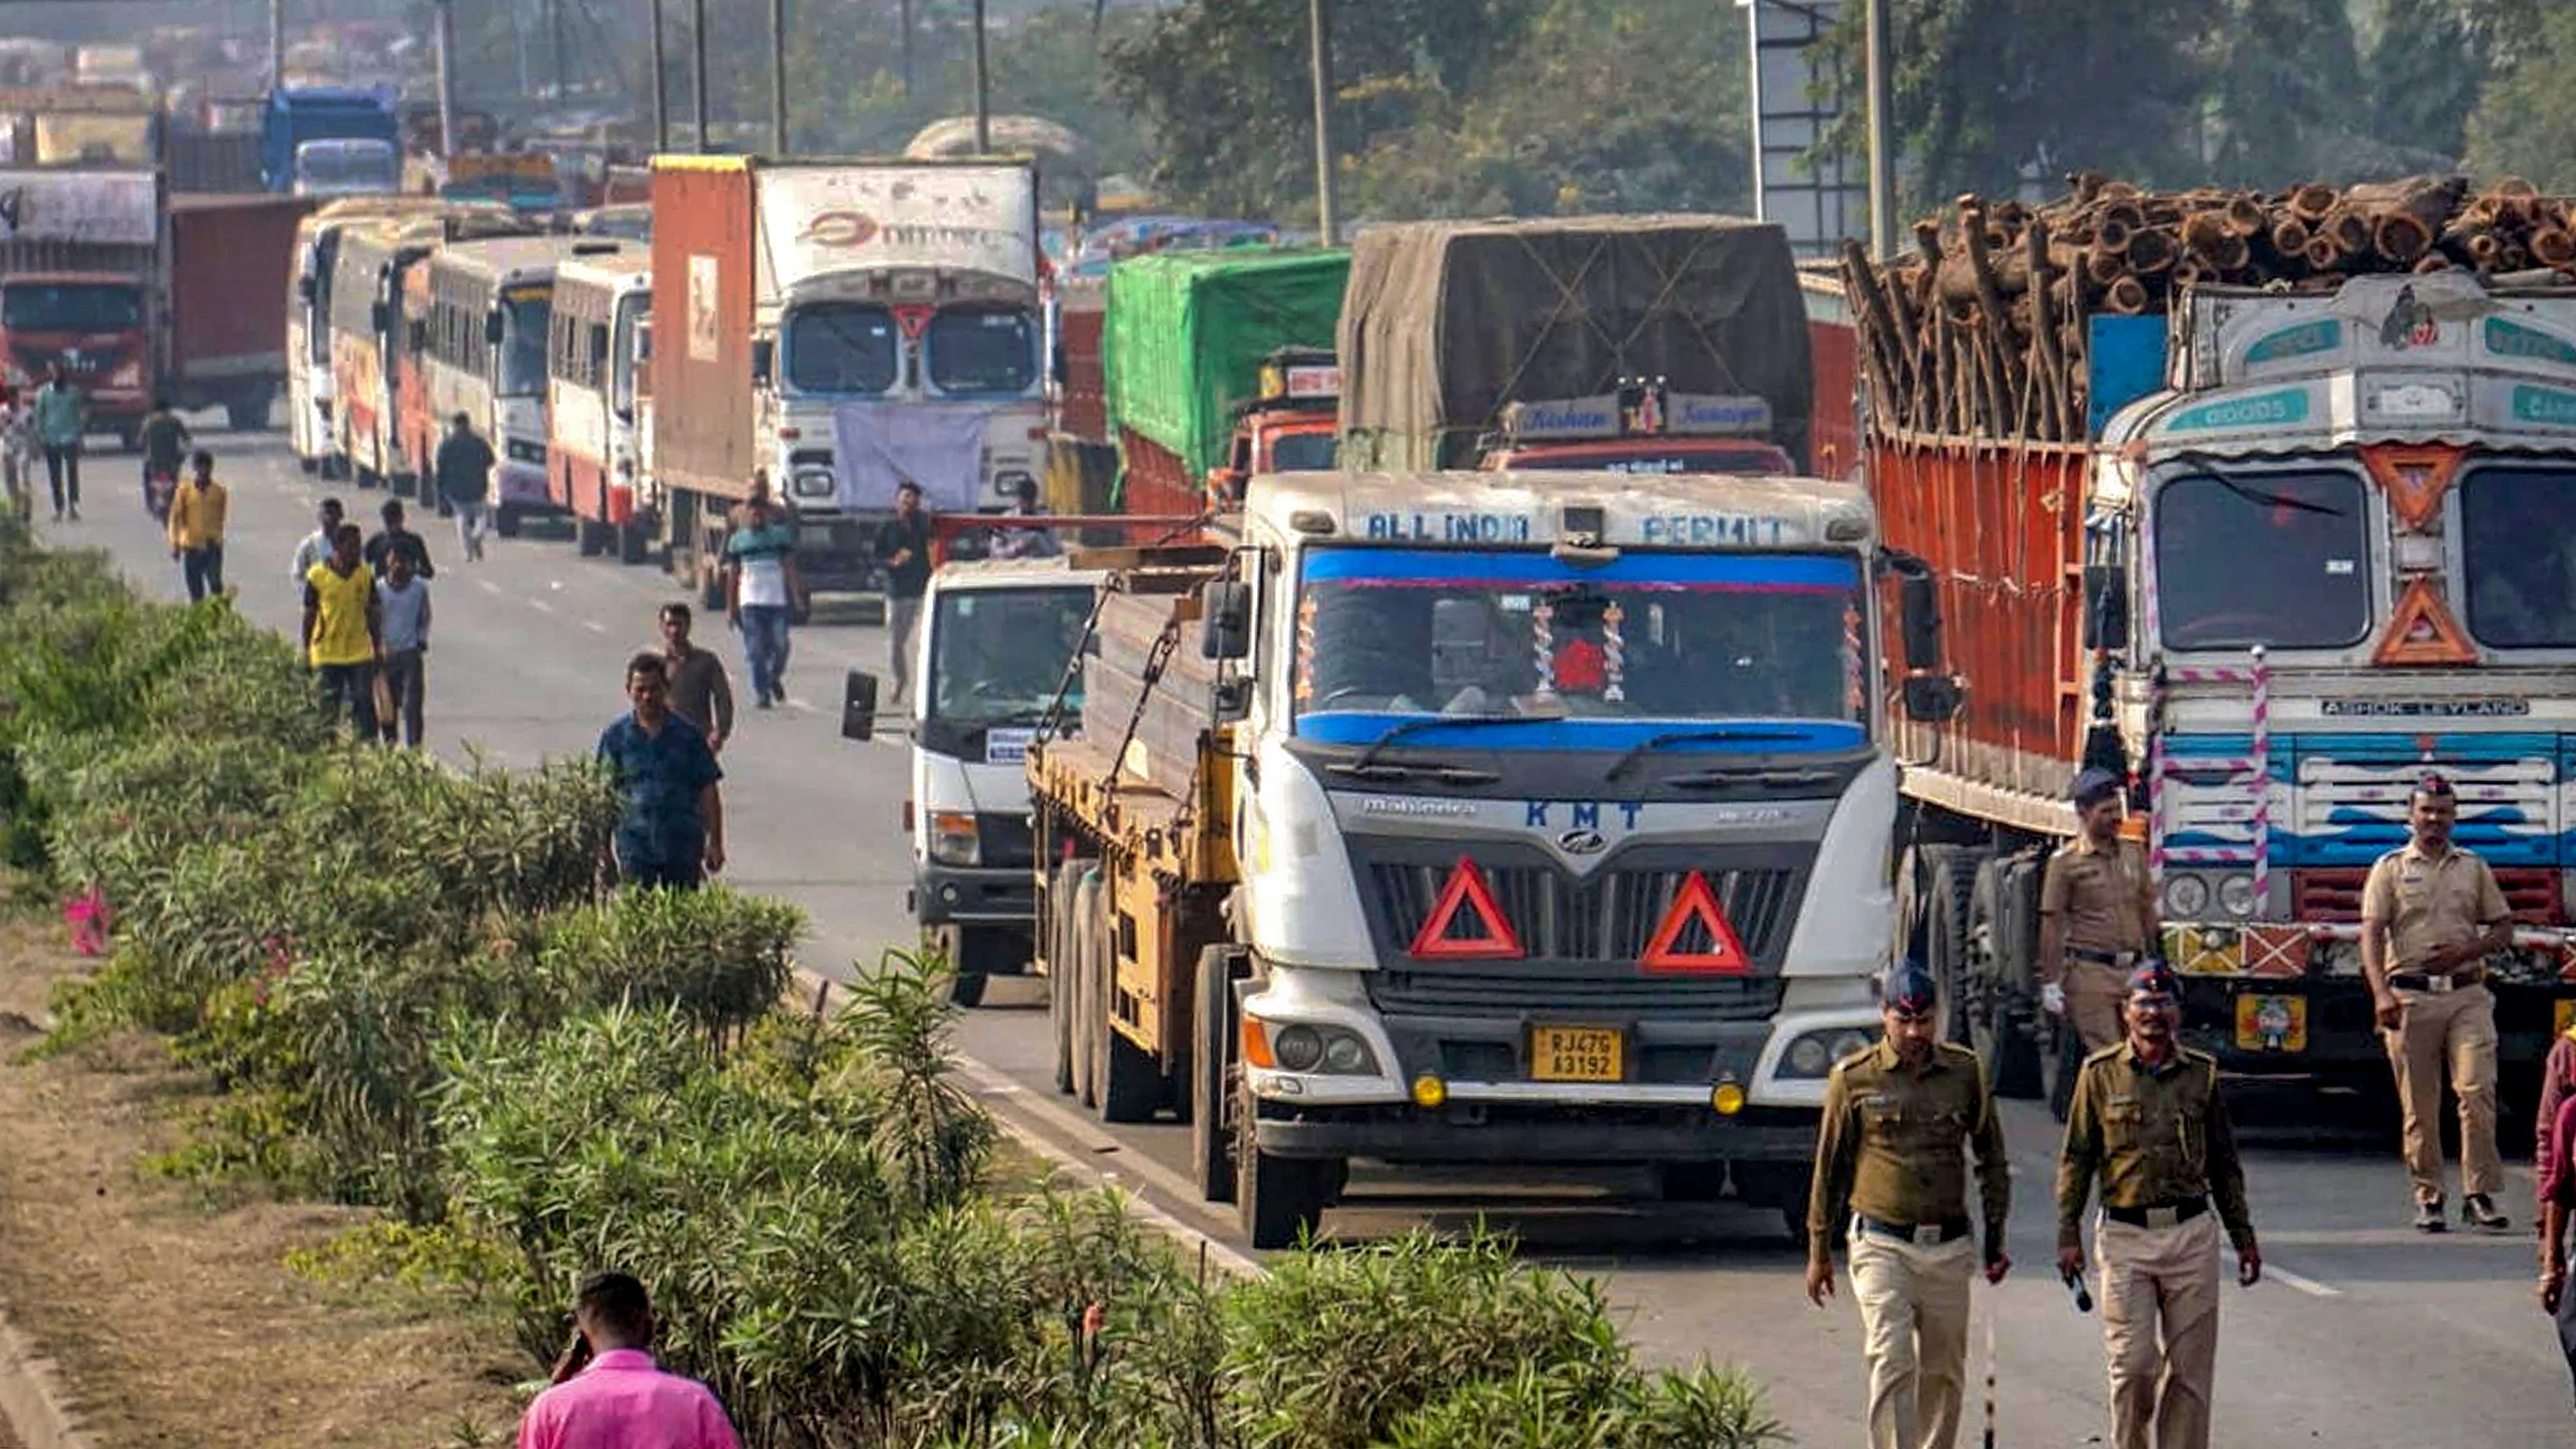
[2271,217,2311,255]
[2533,229,2576,269]
[2104,276,2150,314]
[2375,214,2434,264]
[2290,183,2339,221]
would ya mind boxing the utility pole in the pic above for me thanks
[971,0,990,153]
[1308,0,1337,242]
[770,0,788,153]
[691,0,709,151]
[649,0,669,151]
[1864,0,1894,259]
[435,0,457,160]
[551,0,570,103]
[898,0,914,97]
[269,0,285,90]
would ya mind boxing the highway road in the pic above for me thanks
[54,425,2576,1446]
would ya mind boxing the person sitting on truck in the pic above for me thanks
[138,397,190,521]
[993,476,1060,559]
[31,364,84,522]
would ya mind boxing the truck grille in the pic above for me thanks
[1368,967,1787,1019]
[977,811,1035,869]
[1360,857,1805,969]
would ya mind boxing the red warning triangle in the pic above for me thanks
[2360,443,2462,531]
[1640,871,1753,976]
[1408,857,1524,960]
[2372,576,2476,667]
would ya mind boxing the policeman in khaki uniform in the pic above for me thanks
[2360,772,2516,1233]
[1806,960,2011,1449]
[2057,961,2260,1449]
[2041,768,2160,1053]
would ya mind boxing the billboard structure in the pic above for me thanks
[1739,0,1869,261]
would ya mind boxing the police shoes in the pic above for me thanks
[2462,1194,2510,1231]
[2414,1198,2448,1233]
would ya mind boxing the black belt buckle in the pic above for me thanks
[1857,1213,1969,1247]
[2071,948,2138,968]
[2109,1197,2207,1230]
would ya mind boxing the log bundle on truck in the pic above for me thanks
[1831,174,2576,1118]
[650,155,1045,612]
[0,167,312,442]
[1028,464,1962,1248]
[1339,215,1816,475]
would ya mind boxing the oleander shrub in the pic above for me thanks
[534,886,805,1043]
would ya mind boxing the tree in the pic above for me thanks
[2464,0,2576,189]
[2204,0,2366,183]
[2366,0,2488,160]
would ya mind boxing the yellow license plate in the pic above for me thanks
[2235,994,2307,1052]
[1531,1025,1624,1082]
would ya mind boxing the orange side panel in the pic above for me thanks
[1806,318,1859,480]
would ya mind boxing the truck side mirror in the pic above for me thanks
[2083,563,2131,651]
[751,338,774,385]
[841,669,880,742]
[1201,580,1251,660]
[589,321,609,360]
[1882,550,1945,671]
[483,310,504,347]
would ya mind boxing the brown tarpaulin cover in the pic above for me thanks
[1338,214,1814,471]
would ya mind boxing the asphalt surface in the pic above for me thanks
[51,423,2576,1446]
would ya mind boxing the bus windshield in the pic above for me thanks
[497,286,550,396]
[1294,547,1868,751]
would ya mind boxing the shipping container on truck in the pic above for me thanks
[650,154,1045,614]
[1100,247,1347,518]
[1828,206,2576,1121]
[167,192,317,430]
[288,197,462,472]
[1339,215,1815,474]
[545,248,654,563]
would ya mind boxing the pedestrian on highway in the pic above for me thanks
[292,497,346,584]
[31,363,84,521]
[138,396,189,520]
[2537,1054,2576,1412]
[436,411,497,561]
[877,480,934,703]
[301,522,381,739]
[597,652,726,890]
[165,450,227,603]
[364,496,438,580]
[375,546,431,748]
[1806,958,2012,1449]
[2040,768,2160,1064]
[660,601,734,753]
[724,475,803,709]
[2056,960,2261,1449]
[994,474,1061,558]
[518,1271,741,1449]
[2360,773,2516,1233]
[2536,1025,2576,1228]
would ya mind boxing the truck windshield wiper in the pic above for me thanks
[1603,727,1814,781]
[1336,712,1554,776]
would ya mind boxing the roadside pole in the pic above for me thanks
[1865,0,1894,259]
[691,0,709,151]
[649,0,669,152]
[971,0,991,154]
[1309,0,1337,242]
[435,0,458,160]
[269,0,285,90]
[770,0,789,153]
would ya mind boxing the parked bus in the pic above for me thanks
[417,235,621,535]
[286,197,449,475]
[326,203,532,493]
[545,247,652,562]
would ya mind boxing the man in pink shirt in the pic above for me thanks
[518,1273,741,1449]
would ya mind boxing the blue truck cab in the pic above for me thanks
[261,86,402,197]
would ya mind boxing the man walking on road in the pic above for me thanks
[660,602,734,753]
[876,480,933,703]
[2057,961,2261,1449]
[725,476,803,709]
[517,1272,741,1449]
[138,396,189,519]
[436,412,496,560]
[166,450,227,602]
[31,364,84,521]
[2536,1061,2576,1411]
[292,497,346,584]
[364,497,437,580]
[2041,768,2161,1063]
[2360,773,2516,1233]
[301,523,381,738]
[1806,959,2012,1449]
[375,547,430,748]
[597,652,725,890]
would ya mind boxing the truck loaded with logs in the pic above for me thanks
[1824,173,2576,1121]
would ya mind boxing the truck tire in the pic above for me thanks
[617,521,651,565]
[1730,1161,1813,1249]
[1193,944,1241,1203]
[1905,842,1985,1043]
[578,519,608,557]
[1656,1161,1728,1202]
[1069,877,1103,1108]
[1092,903,1162,1124]
[1237,1099,1332,1251]
[925,926,989,1009]
[1046,863,1082,1095]
[299,455,321,476]
[225,397,268,432]
[494,505,522,538]
[1968,856,2043,1099]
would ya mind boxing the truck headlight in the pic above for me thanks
[1267,1023,1377,1075]
[790,468,835,500]
[927,810,979,867]
[2216,873,2259,918]
[994,468,1036,497]
[507,438,546,464]
[1780,1027,1874,1078]
[2161,873,2211,918]
[110,360,143,388]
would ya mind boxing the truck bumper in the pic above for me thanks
[1250,1101,1816,1165]
[910,861,1036,926]
[495,461,552,508]
[2179,973,2573,1083]
[787,513,889,593]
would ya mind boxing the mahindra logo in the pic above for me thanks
[1557,827,1607,856]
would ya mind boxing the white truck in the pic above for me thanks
[651,156,1047,610]
[1027,469,1958,1247]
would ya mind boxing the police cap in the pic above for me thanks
[1880,958,1941,1016]
[2071,768,2123,808]
[2125,958,2182,1000]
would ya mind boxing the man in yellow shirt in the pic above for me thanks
[301,522,381,738]
[165,450,227,602]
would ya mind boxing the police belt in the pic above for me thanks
[2104,1196,2207,1230]
[1854,1213,1973,1247]
[2388,964,2487,994]
[2067,947,2144,968]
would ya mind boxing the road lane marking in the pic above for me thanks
[2261,1261,2340,1298]
[477,578,504,595]
[528,598,554,614]
[582,620,607,635]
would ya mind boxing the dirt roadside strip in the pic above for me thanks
[0,1300,75,1449]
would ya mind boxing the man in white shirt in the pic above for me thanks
[290,497,346,585]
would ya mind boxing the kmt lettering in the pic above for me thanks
[1525,800,1644,829]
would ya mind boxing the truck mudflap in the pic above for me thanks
[1250,1100,1817,1165]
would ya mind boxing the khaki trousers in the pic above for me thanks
[2066,959,2131,1052]
[1849,1224,1975,1449]
[2381,982,2501,1203]
[2097,1211,2221,1449]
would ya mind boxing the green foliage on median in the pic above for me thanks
[0,519,1789,1448]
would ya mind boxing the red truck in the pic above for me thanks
[0,168,311,440]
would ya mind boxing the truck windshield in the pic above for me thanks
[928,585,1094,730]
[1293,547,1867,751]
[2154,469,2368,651]
[1268,429,1337,472]
[785,302,899,395]
[2461,466,2576,649]
[1,283,142,333]
[496,288,550,396]
[294,139,399,195]
[925,304,1038,396]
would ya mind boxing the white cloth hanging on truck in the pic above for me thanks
[829,401,996,514]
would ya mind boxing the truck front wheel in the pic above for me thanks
[1237,1124,1334,1251]
[1046,863,1085,1095]
[1068,876,1104,1108]
[494,505,523,538]
[225,393,271,432]
[1193,944,1241,1203]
